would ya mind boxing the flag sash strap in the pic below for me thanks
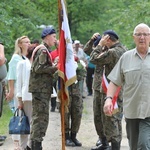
[102,71,108,94]
[112,87,121,108]
[102,68,121,112]
[30,44,53,63]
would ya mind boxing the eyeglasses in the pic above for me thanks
[134,33,150,37]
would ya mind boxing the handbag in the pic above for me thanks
[9,108,30,134]
[0,63,7,81]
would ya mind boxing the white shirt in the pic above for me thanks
[74,48,87,62]
[16,58,32,101]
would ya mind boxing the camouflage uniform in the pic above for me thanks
[29,43,57,142]
[65,82,83,134]
[90,43,127,145]
[65,61,84,146]
[84,39,104,140]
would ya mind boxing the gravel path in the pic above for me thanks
[1,95,129,150]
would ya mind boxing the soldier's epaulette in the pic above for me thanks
[41,49,47,54]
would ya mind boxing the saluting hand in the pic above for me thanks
[98,34,110,47]
[91,33,100,40]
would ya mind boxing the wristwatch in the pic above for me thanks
[104,96,113,101]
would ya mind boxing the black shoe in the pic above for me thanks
[82,96,86,98]
[96,138,102,146]
[111,141,120,150]
[71,132,82,147]
[71,138,82,146]
[50,107,55,112]
[25,145,31,150]
[91,144,110,150]
[32,141,42,150]
[0,136,6,141]
[0,142,3,146]
[87,92,92,96]
[65,139,75,147]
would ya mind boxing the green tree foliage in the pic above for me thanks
[0,0,150,62]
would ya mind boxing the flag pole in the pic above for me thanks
[58,0,62,37]
[60,81,66,150]
[58,0,66,150]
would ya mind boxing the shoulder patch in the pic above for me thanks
[42,50,47,53]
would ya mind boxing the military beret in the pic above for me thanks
[41,27,56,39]
[94,35,101,47]
[103,30,119,40]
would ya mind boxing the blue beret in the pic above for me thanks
[103,30,119,40]
[41,27,56,39]
[94,35,101,47]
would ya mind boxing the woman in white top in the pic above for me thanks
[16,46,34,150]
[6,36,30,150]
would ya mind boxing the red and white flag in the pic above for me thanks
[101,68,121,114]
[58,0,77,106]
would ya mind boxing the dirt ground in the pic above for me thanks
[1,94,129,150]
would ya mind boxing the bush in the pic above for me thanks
[0,101,12,135]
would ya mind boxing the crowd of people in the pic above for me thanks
[0,22,150,150]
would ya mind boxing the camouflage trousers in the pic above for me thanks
[93,90,123,143]
[31,92,51,142]
[65,83,83,133]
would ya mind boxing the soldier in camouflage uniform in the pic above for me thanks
[84,33,107,148]
[29,27,58,150]
[65,56,85,147]
[84,31,127,150]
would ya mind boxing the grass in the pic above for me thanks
[0,101,13,135]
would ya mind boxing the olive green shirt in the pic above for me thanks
[108,48,150,119]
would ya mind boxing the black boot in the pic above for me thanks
[96,137,102,146]
[31,141,34,150]
[91,137,110,150]
[51,98,56,112]
[65,133,75,147]
[31,141,42,150]
[111,141,120,150]
[91,145,110,150]
[25,145,31,150]
[71,132,82,147]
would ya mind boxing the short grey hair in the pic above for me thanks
[133,23,150,35]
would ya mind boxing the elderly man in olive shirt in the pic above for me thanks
[104,23,150,150]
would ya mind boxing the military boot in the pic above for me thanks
[71,132,82,147]
[96,137,102,146]
[25,145,31,150]
[91,144,110,150]
[31,141,34,150]
[31,141,42,150]
[51,98,56,112]
[91,137,110,150]
[65,133,75,147]
[111,141,120,150]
